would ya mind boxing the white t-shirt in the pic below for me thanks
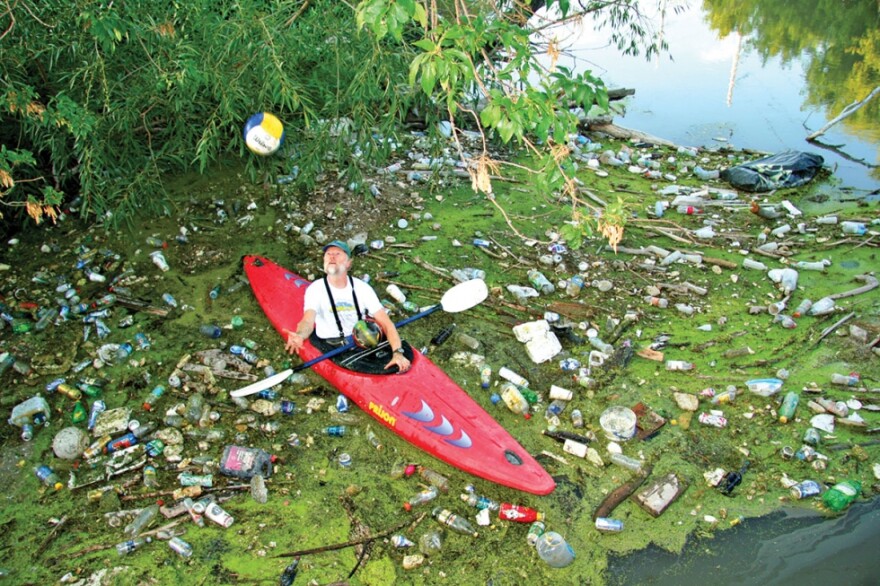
[304,277,384,339]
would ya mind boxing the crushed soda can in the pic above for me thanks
[698,411,727,428]
[336,395,350,413]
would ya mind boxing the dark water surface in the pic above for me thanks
[608,498,880,586]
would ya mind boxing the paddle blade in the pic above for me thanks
[439,279,488,313]
[230,368,293,397]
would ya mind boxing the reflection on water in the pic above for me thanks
[607,498,880,585]
[548,2,880,192]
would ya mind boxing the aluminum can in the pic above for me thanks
[790,480,821,500]
[526,520,546,546]
[595,517,624,532]
[168,536,193,557]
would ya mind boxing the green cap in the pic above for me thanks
[322,240,351,257]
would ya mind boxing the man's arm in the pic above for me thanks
[284,309,316,354]
[372,309,411,372]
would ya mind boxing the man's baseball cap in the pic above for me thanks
[322,240,351,257]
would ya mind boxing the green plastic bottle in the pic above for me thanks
[778,391,799,423]
[821,480,861,512]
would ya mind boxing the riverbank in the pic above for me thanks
[1,131,878,584]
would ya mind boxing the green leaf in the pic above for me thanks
[412,39,436,52]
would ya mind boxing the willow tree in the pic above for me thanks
[0,0,673,242]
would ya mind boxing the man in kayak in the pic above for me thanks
[284,240,411,373]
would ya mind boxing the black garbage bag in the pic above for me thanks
[720,150,824,192]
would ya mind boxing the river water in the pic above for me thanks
[549,2,880,194]
[545,3,880,583]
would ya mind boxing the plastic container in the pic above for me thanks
[840,221,867,235]
[536,531,575,568]
[807,297,835,316]
[822,480,861,512]
[116,536,152,555]
[600,407,637,441]
[500,383,530,418]
[778,392,799,423]
[418,466,450,493]
[609,453,643,473]
[830,372,860,386]
[527,270,555,295]
[431,507,478,537]
[219,445,274,480]
[404,486,439,511]
[498,366,529,387]
[746,378,783,397]
[8,395,51,428]
[480,365,492,389]
[199,324,222,338]
[460,492,500,511]
[142,385,164,411]
[125,504,159,536]
[34,464,63,490]
[644,296,668,308]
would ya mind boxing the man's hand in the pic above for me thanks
[385,351,411,373]
[284,329,305,354]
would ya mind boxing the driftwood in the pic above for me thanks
[592,467,652,520]
[584,122,679,148]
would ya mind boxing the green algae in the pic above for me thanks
[0,140,877,585]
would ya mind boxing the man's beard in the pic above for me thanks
[324,263,342,276]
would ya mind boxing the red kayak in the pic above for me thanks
[244,255,555,495]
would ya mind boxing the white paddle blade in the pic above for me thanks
[230,368,293,398]
[440,278,488,313]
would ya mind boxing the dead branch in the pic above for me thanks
[806,86,880,141]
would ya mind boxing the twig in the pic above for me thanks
[814,312,855,346]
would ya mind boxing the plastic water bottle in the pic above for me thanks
[500,383,530,418]
[125,504,159,536]
[431,507,478,537]
[822,480,861,512]
[778,391,799,423]
[34,465,63,490]
[830,372,860,386]
[142,385,164,411]
[403,486,439,511]
[199,324,222,338]
[116,536,152,555]
[527,270,555,295]
[535,531,575,568]
[840,221,867,235]
[460,492,500,511]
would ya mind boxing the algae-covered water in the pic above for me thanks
[0,136,878,585]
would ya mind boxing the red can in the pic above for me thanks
[498,503,544,523]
